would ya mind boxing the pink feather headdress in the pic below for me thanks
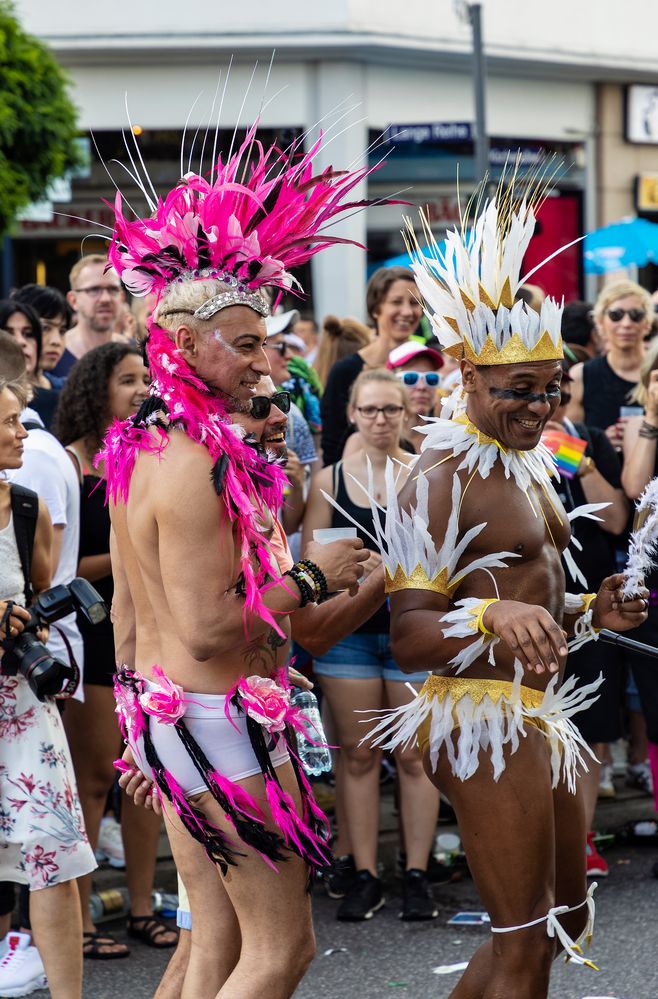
[100,118,394,637]
[107,123,382,306]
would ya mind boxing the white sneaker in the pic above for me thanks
[597,762,616,799]
[95,815,126,868]
[0,932,47,997]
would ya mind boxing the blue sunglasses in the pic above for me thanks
[397,371,440,387]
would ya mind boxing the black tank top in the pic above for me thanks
[582,355,636,431]
[331,462,389,634]
[77,473,115,676]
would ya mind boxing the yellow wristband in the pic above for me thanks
[580,593,597,615]
[471,598,499,637]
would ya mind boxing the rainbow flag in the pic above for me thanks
[542,430,587,479]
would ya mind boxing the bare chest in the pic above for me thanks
[465,470,571,564]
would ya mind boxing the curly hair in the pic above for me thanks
[53,342,141,449]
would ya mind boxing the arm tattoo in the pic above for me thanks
[244,628,287,673]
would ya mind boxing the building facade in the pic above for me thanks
[10,0,658,312]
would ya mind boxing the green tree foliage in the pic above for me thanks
[0,1,80,235]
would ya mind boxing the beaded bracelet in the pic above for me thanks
[298,559,329,603]
[285,564,315,607]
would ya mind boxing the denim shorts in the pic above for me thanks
[313,632,429,683]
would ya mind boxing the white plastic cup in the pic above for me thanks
[313,527,357,544]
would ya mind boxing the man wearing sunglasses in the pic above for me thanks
[386,342,444,453]
[566,281,652,451]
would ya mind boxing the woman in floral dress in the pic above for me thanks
[0,375,96,998]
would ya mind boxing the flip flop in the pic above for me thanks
[83,931,130,960]
[127,915,178,949]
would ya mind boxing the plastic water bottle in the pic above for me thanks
[291,689,332,776]
[151,891,179,918]
[89,887,130,923]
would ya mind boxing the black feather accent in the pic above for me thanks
[140,722,241,875]
[133,394,169,429]
[211,454,229,496]
[173,721,288,865]
[116,669,241,873]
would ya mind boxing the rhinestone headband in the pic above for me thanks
[194,291,271,321]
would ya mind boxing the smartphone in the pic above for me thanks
[619,406,643,419]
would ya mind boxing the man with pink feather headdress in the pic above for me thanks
[98,125,393,997]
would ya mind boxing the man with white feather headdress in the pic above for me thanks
[344,176,649,997]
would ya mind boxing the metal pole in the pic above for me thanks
[469,3,489,184]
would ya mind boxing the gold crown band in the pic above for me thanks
[443,331,564,367]
[385,564,455,597]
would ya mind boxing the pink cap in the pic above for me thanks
[386,342,444,371]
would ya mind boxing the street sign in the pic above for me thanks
[385,122,474,144]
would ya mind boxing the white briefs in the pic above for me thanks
[131,682,290,797]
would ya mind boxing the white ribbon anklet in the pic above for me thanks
[490,883,598,969]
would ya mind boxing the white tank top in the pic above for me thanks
[0,515,27,606]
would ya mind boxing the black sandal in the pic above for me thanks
[83,931,130,960]
[127,915,179,949]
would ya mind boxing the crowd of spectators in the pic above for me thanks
[1,253,658,994]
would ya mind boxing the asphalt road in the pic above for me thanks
[20,779,655,999]
[75,842,658,999]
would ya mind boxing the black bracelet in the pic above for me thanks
[298,559,329,603]
[284,565,314,607]
[639,420,658,440]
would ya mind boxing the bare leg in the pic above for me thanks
[385,680,439,870]
[122,794,177,944]
[0,912,10,938]
[320,696,351,858]
[155,929,191,999]
[163,810,238,999]
[63,686,125,953]
[30,880,83,999]
[580,749,603,831]
[331,754,351,857]
[628,708,648,766]
[166,760,315,999]
[320,677,384,875]
[429,727,559,999]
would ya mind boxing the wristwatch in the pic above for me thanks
[578,456,595,478]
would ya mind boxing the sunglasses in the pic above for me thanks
[396,371,440,387]
[265,341,289,356]
[250,391,291,420]
[607,308,646,323]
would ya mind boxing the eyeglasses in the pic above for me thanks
[74,286,122,298]
[264,341,289,356]
[607,308,646,323]
[250,391,292,419]
[356,405,405,420]
[396,371,440,388]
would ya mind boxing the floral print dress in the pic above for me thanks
[0,515,96,890]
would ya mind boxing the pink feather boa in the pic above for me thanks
[99,321,288,635]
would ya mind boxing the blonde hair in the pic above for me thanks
[314,314,372,386]
[153,279,268,337]
[0,375,31,410]
[348,367,407,411]
[630,338,658,407]
[593,280,653,324]
[69,254,109,290]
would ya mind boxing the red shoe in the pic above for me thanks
[586,831,609,878]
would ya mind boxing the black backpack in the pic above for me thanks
[9,483,39,605]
